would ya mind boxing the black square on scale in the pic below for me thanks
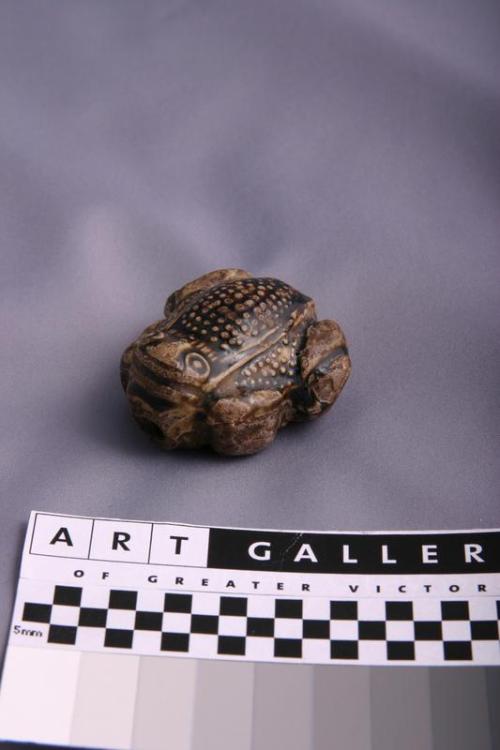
[470,621,498,640]
[105,628,134,649]
[303,619,330,639]
[330,640,358,659]
[164,594,192,613]
[191,614,219,634]
[444,641,473,661]
[220,597,248,617]
[135,611,163,631]
[386,601,413,621]
[218,636,246,655]
[23,602,51,624]
[274,638,302,658]
[358,621,386,640]
[414,621,442,641]
[441,601,469,621]
[387,641,415,661]
[48,625,77,645]
[109,590,137,611]
[330,601,357,620]
[247,617,274,637]
[161,632,190,652]
[79,608,107,628]
[275,599,303,619]
[54,586,82,607]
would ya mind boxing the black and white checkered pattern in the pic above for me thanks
[21,586,500,664]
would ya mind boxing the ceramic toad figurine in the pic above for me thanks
[121,269,351,455]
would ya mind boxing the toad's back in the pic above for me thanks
[168,277,311,354]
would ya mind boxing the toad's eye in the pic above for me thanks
[184,351,211,380]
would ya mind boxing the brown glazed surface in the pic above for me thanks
[120,269,351,455]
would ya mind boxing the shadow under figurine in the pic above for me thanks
[121,269,351,455]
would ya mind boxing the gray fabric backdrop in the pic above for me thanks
[1,1,499,744]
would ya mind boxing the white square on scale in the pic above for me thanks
[245,637,274,661]
[330,620,358,640]
[273,618,303,639]
[414,641,443,664]
[132,630,162,655]
[190,592,220,616]
[218,616,247,637]
[247,596,275,619]
[189,633,218,658]
[385,621,415,641]
[106,610,136,630]
[162,612,191,632]
[358,641,387,665]
[441,621,471,641]
[473,642,500,664]
[302,639,330,662]
[302,598,329,621]
[357,599,386,621]
[136,589,165,612]
[50,605,80,627]
[412,598,442,621]
[468,597,497,621]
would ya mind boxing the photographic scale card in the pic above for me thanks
[0,511,498,748]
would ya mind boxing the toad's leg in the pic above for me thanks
[296,319,351,420]
[208,390,289,455]
[164,268,251,317]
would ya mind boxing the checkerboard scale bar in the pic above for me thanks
[15,583,500,666]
